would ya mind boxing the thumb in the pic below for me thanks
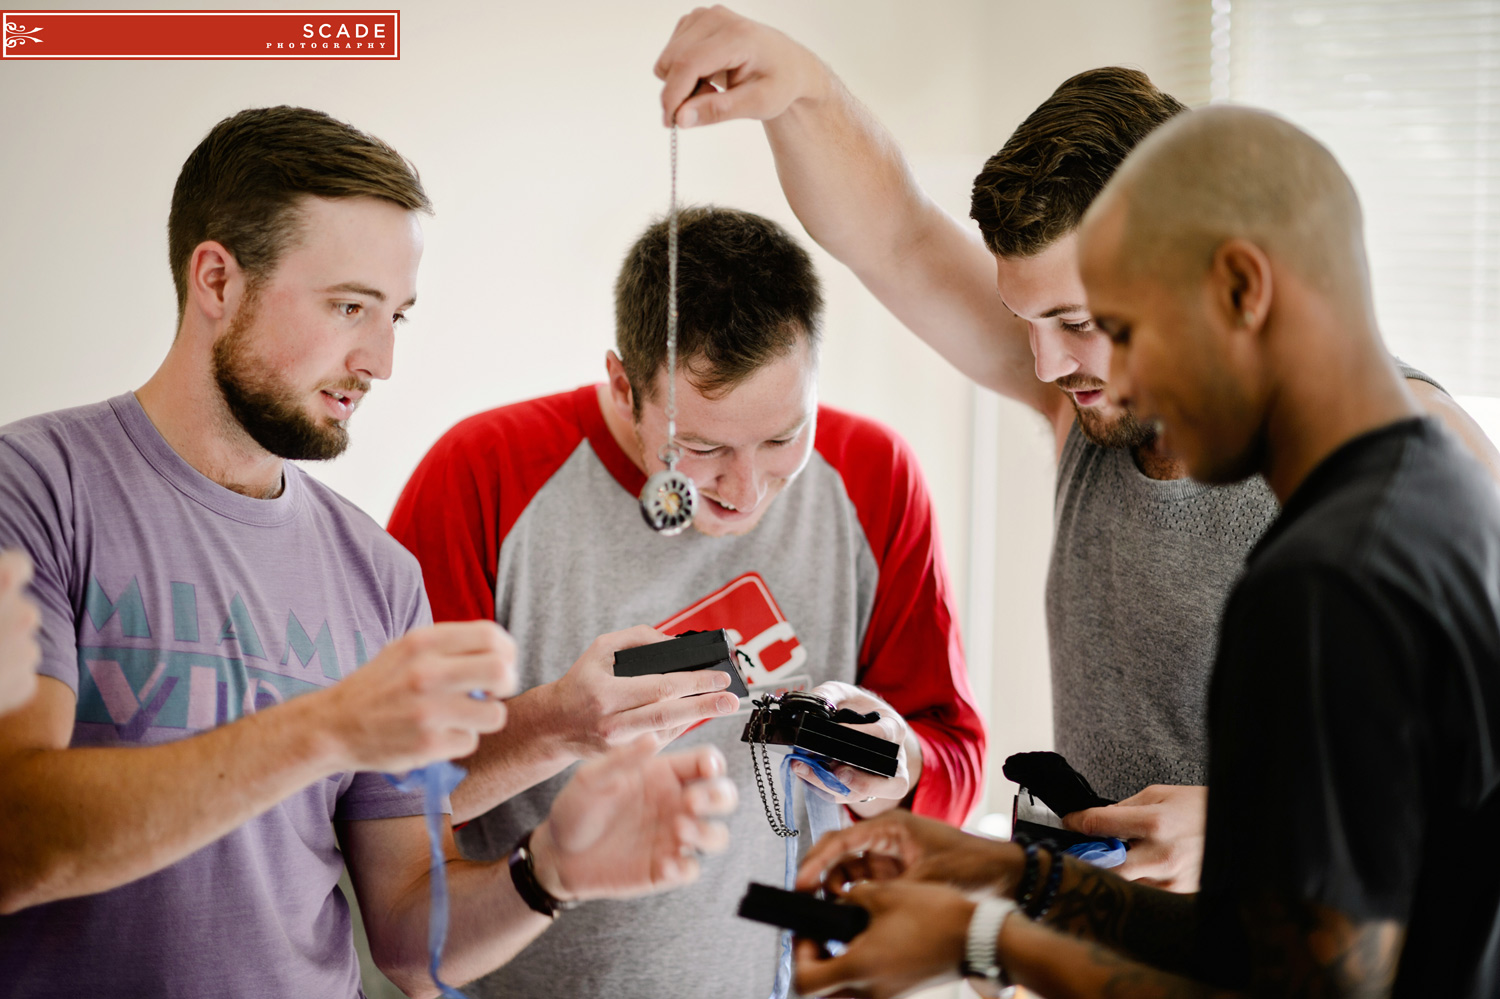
[1064,803,1154,841]
[601,624,669,655]
[574,734,658,803]
[0,550,33,591]
[676,82,773,127]
[840,879,893,916]
[599,732,662,771]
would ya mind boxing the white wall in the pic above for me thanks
[0,0,1197,824]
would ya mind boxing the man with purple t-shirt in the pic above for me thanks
[0,106,737,998]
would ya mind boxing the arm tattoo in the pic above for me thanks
[1023,857,1401,998]
[1086,940,1237,999]
[1243,894,1403,999]
[1042,854,1199,973]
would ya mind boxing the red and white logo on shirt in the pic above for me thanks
[656,572,809,700]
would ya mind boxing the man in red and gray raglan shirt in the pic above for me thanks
[389,205,986,999]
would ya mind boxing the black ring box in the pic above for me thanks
[613,628,750,699]
[737,882,869,942]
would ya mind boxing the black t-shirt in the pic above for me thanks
[1196,418,1500,997]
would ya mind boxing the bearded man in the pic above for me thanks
[0,105,737,998]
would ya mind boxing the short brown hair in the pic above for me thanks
[614,206,823,412]
[970,67,1186,258]
[168,106,431,321]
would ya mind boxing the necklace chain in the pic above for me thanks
[662,123,681,469]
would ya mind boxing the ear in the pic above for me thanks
[1210,238,1274,335]
[604,351,636,420]
[184,241,246,324]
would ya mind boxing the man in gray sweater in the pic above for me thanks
[653,6,1500,891]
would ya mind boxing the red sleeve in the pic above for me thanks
[815,407,987,826]
[388,388,591,624]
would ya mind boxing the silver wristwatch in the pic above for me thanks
[962,895,1018,993]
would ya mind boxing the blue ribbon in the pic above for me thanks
[770,749,848,999]
[1063,836,1127,868]
[383,760,470,999]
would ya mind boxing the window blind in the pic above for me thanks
[1216,0,1500,396]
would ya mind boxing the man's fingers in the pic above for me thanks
[796,822,910,891]
[424,725,484,764]
[676,82,766,128]
[817,851,906,895]
[653,6,720,81]
[440,690,508,734]
[661,743,728,784]
[0,591,41,636]
[684,774,738,816]
[656,14,789,127]
[793,762,889,802]
[796,827,876,888]
[597,624,670,656]
[652,8,700,79]
[656,16,735,121]
[652,849,701,889]
[792,761,847,798]
[402,623,520,698]
[1063,802,1159,841]
[674,813,732,855]
[420,619,514,656]
[612,664,733,708]
[1112,841,1171,882]
[609,689,739,738]
[0,550,34,592]
[793,937,867,997]
[831,767,883,799]
[1114,785,1164,807]
[602,732,662,771]
[419,648,518,699]
[838,880,896,914]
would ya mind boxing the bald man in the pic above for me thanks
[780,107,1500,999]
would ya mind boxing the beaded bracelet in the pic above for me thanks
[1014,841,1042,912]
[1027,845,1065,920]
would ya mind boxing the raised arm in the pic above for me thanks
[654,7,1057,416]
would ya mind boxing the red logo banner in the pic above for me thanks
[1,10,399,59]
[657,572,809,690]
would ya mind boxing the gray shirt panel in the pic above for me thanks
[1046,361,1441,801]
[1045,422,1277,799]
[458,440,877,999]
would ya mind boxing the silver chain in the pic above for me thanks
[660,122,681,470]
[749,704,797,838]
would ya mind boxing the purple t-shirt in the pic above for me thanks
[0,393,432,998]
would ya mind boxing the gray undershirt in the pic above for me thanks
[1045,362,1437,800]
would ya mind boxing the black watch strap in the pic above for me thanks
[507,828,578,917]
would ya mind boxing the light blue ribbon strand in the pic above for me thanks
[384,760,470,999]
[1063,836,1128,868]
[770,749,849,999]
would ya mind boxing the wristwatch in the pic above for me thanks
[507,828,581,918]
[961,895,1018,994]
